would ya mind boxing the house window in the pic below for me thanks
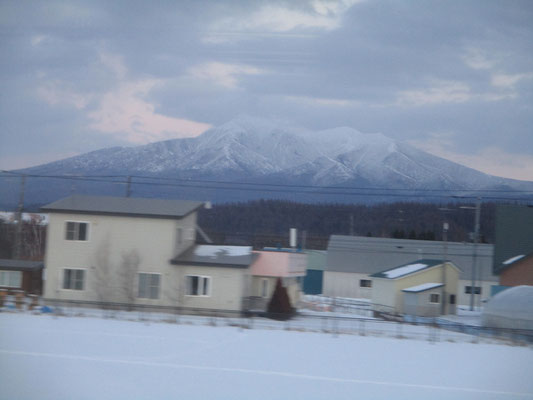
[429,293,440,303]
[138,273,160,299]
[465,286,482,295]
[65,221,89,241]
[0,270,22,288]
[186,275,210,296]
[449,294,456,305]
[63,269,85,290]
[261,279,269,297]
[360,279,372,288]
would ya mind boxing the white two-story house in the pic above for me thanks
[41,195,256,312]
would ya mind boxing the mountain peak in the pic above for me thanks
[7,116,532,206]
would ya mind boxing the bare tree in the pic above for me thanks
[118,249,140,310]
[165,267,185,322]
[91,237,113,306]
[25,214,46,260]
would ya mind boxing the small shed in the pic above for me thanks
[0,259,44,295]
[370,259,460,316]
[403,283,445,317]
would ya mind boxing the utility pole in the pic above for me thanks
[470,197,481,311]
[126,176,132,197]
[440,222,449,314]
[14,174,26,259]
[461,198,481,311]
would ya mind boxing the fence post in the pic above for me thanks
[428,322,437,343]
[396,322,403,339]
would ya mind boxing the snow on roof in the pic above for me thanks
[194,245,252,258]
[403,283,443,293]
[383,263,428,279]
[502,254,525,265]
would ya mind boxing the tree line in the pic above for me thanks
[0,200,498,257]
[198,200,496,250]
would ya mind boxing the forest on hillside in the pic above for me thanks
[198,200,497,250]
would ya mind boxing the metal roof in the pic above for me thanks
[326,235,496,281]
[171,245,258,269]
[0,259,44,271]
[499,252,533,272]
[402,283,444,293]
[371,259,444,279]
[41,195,204,219]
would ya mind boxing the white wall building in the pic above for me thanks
[324,235,497,308]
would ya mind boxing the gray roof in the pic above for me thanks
[41,195,204,219]
[326,235,496,281]
[171,245,258,269]
[0,259,44,271]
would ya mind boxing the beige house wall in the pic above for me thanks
[283,276,303,306]
[178,265,248,311]
[323,271,372,299]
[44,211,197,304]
[372,263,459,314]
[251,276,277,300]
[371,279,396,310]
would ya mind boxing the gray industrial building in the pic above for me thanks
[324,235,496,308]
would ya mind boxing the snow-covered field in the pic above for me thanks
[1,313,532,400]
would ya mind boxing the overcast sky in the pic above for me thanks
[1,0,532,181]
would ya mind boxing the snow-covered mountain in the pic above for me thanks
[2,115,533,207]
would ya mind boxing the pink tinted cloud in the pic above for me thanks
[88,79,211,144]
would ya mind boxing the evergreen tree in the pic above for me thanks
[267,278,294,320]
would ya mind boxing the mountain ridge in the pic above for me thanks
[2,115,532,208]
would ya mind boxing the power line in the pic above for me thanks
[3,170,533,193]
[1,170,532,201]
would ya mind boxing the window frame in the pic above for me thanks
[359,279,372,288]
[449,294,456,305]
[0,270,22,288]
[185,275,211,297]
[464,286,482,295]
[65,221,90,242]
[62,268,86,291]
[137,272,161,300]
[429,293,440,304]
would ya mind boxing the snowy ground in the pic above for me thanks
[1,313,532,400]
